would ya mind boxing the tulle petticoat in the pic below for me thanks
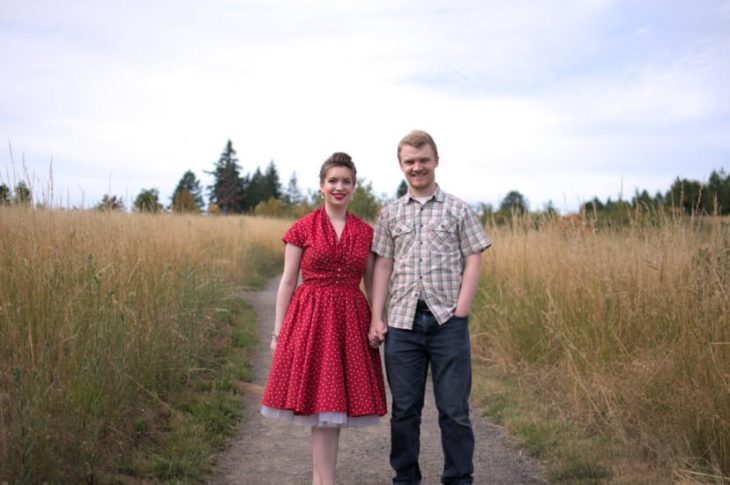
[260,406,380,428]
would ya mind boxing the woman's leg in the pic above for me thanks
[311,426,340,485]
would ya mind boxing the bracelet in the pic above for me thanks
[271,333,279,342]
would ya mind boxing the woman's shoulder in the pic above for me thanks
[292,207,323,226]
[347,212,374,234]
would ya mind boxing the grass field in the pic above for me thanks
[0,207,289,483]
[471,212,730,483]
[2,206,728,483]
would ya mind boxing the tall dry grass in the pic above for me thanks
[0,207,289,482]
[473,212,730,480]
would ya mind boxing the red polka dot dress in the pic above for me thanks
[261,208,387,427]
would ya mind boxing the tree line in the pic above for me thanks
[1,140,727,222]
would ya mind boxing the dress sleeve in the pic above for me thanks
[283,219,306,248]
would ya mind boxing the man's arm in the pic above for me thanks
[455,252,482,317]
[368,254,393,345]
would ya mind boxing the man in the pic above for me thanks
[369,130,491,484]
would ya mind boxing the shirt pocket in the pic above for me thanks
[391,221,415,255]
[428,220,459,255]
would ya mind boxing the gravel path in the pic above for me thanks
[207,276,548,485]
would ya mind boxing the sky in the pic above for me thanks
[2,0,729,213]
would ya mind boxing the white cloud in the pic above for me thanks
[1,0,729,212]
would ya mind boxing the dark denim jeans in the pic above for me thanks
[385,311,474,485]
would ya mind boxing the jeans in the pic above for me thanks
[385,311,474,485]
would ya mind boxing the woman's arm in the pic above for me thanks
[363,252,376,305]
[368,255,393,345]
[271,243,303,351]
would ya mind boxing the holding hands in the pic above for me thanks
[368,319,387,349]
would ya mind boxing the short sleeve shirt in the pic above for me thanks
[371,186,491,329]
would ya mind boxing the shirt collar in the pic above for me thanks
[402,184,443,205]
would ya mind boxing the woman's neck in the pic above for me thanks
[324,203,347,221]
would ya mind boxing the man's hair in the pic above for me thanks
[319,152,357,184]
[397,130,439,162]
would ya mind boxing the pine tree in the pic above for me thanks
[243,167,266,211]
[207,140,245,214]
[397,180,408,198]
[172,170,204,211]
[262,160,282,200]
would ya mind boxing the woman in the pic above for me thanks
[261,152,387,485]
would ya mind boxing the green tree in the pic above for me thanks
[96,194,125,211]
[580,197,606,214]
[207,140,245,214]
[283,172,304,205]
[705,169,730,215]
[262,160,282,201]
[397,180,408,198]
[243,167,265,212]
[631,189,655,209]
[666,177,703,213]
[172,170,204,210]
[13,181,32,206]
[498,190,528,215]
[134,188,163,213]
[0,183,10,205]
[349,179,381,221]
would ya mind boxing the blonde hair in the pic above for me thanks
[397,130,439,162]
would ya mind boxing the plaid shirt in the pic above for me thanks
[372,186,491,329]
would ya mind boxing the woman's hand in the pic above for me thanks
[368,319,387,348]
[270,333,278,352]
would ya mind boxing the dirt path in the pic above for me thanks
[207,276,548,484]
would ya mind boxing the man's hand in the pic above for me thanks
[368,319,388,348]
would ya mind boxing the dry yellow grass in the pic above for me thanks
[0,207,290,482]
[472,214,730,481]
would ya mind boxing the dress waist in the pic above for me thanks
[301,277,360,288]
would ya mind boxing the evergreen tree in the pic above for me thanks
[207,140,245,214]
[13,181,32,206]
[262,160,282,201]
[632,189,654,209]
[243,167,266,212]
[397,180,408,198]
[172,170,204,210]
[705,169,730,215]
[133,188,163,213]
[498,190,528,215]
[0,183,10,205]
[283,172,304,205]
[666,177,703,213]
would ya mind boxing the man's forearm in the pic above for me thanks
[370,255,393,322]
[455,253,482,317]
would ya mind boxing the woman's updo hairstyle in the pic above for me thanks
[319,152,357,185]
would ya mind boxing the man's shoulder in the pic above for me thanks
[378,195,408,218]
[439,190,476,214]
